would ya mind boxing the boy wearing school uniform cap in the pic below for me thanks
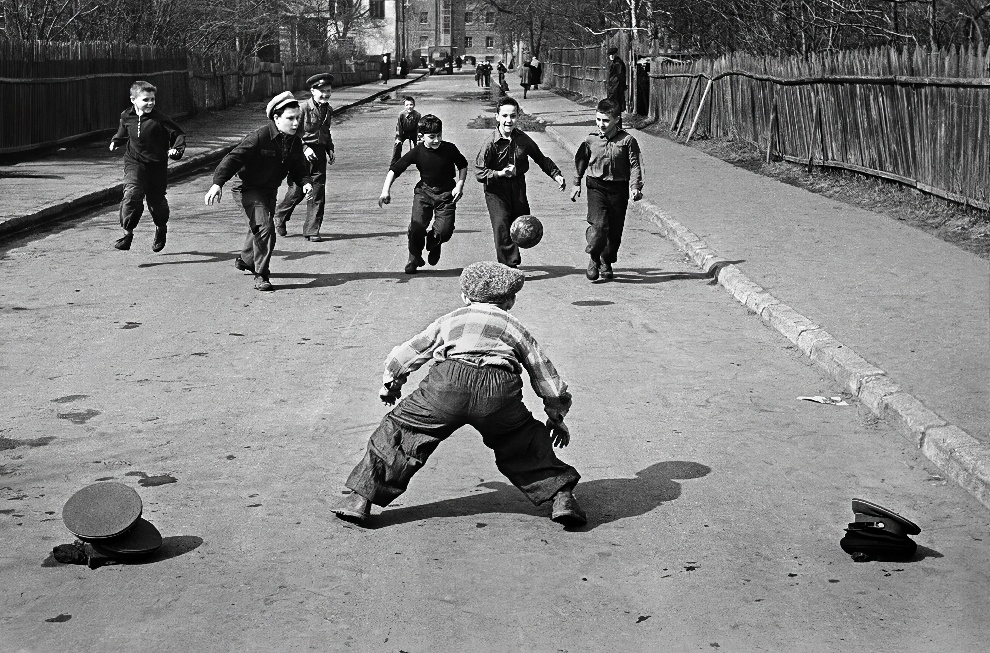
[204,91,313,291]
[274,73,336,242]
[332,261,586,527]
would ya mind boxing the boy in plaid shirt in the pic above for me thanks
[333,261,586,527]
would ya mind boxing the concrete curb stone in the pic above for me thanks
[0,74,425,242]
[545,123,990,511]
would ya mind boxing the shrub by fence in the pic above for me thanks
[548,44,990,211]
[0,40,381,154]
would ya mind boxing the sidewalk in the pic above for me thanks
[522,90,990,507]
[0,74,426,239]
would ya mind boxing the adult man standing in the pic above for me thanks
[605,46,627,126]
[273,73,336,242]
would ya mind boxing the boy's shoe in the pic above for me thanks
[425,232,441,265]
[114,233,133,250]
[599,261,613,279]
[152,225,167,252]
[551,490,587,527]
[234,257,254,273]
[275,222,287,237]
[404,255,425,274]
[332,493,371,524]
[254,276,274,292]
[305,235,323,242]
[586,258,600,281]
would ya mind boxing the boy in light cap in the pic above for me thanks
[332,261,586,527]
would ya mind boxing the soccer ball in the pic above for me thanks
[509,215,544,249]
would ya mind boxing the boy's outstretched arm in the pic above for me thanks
[379,170,396,207]
[379,317,445,402]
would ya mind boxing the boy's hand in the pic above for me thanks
[451,183,464,203]
[302,183,314,199]
[395,138,402,145]
[379,384,401,405]
[632,189,643,202]
[547,419,571,448]
[554,174,567,191]
[205,184,223,205]
[167,148,180,159]
[378,193,391,208]
[570,186,582,202]
[303,146,317,163]
[501,164,516,178]
[326,150,336,165]
[109,142,118,152]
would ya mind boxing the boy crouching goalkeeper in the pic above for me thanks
[333,261,586,527]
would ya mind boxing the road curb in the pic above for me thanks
[0,75,426,242]
[546,124,990,511]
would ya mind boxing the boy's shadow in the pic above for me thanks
[369,460,711,531]
[520,264,722,285]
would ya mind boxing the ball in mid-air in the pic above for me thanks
[509,215,544,249]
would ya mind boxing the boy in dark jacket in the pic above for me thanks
[379,115,468,274]
[109,80,186,252]
[391,96,421,167]
[332,261,586,528]
[204,92,312,292]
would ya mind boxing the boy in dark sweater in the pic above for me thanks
[379,114,468,274]
[109,81,186,252]
[570,99,643,280]
[332,261,585,528]
[391,96,421,167]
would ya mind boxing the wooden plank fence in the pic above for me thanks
[548,44,990,211]
[0,41,381,155]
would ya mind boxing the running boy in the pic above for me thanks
[204,92,312,292]
[379,114,468,274]
[274,73,336,242]
[391,96,421,166]
[109,80,186,252]
[332,261,586,528]
[570,99,643,280]
[475,96,566,267]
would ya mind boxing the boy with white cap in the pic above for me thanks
[204,92,312,291]
[332,261,586,527]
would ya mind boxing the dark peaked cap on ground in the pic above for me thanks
[307,73,334,88]
[460,262,525,304]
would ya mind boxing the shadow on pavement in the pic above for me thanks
[272,267,464,289]
[369,460,711,532]
[521,264,729,285]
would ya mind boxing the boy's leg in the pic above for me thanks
[303,146,328,239]
[483,185,526,267]
[236,188,277,288]
[145,163,170,252]
[274,180,304,235]
[426,188,456,265]
[391,141,404,167]
[116,160,146,248]
[405,184,433,272]
[584,180,610,264]
[601,188,630,266]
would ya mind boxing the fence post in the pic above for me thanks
[685,77,714,143]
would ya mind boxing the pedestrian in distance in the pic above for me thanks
[482,61,492,87]
[273,73,336,242]
[475,64,483,87]
[570,99,643,281]
[379,114,469,274]
[331,260,586,528]
[391,96,421,167]
[204,92,313,292]
[109,80,186,252]
[605,46,627,128]
[475,96,566,267]
[496,61,508,91]
[380,54,391,84]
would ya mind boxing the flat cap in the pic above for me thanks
[266,91,297,119]
[306,73,334,89]
[607,46,619,55]
[460,262,525,304]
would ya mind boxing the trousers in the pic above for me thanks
[274,145,327,237]
[409,182,456,256]
[345,359,580,507]
[119,159,169,231]
[391,138,416,167]
[234,187,277,279]
[484,177,531,267]
[585,177,629,263]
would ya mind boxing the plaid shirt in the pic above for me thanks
[383,303,572,418]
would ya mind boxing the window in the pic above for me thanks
[464,10,474,24]
[419,35,429,47]
[441,0,451,34]
[485,11,495,24]
[464,36,473,48]
[486,36,494,48]
[370,0,385,19]
[419,11,428,24]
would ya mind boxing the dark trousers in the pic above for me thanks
[274,145,327,237]
[409,182,456,256]
[585,177,629,263]
[119,159,169,231]
[484,177,530,267]
[391,138,416,167]
[233,187,277,279]
[345,359,580,507]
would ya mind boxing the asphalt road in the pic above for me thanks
[2,74,989,653]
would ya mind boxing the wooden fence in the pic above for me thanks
[0,41,382,154]
[548,44,989,211]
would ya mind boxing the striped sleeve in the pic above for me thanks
[382,317,444,387]
[511,323,572,419]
